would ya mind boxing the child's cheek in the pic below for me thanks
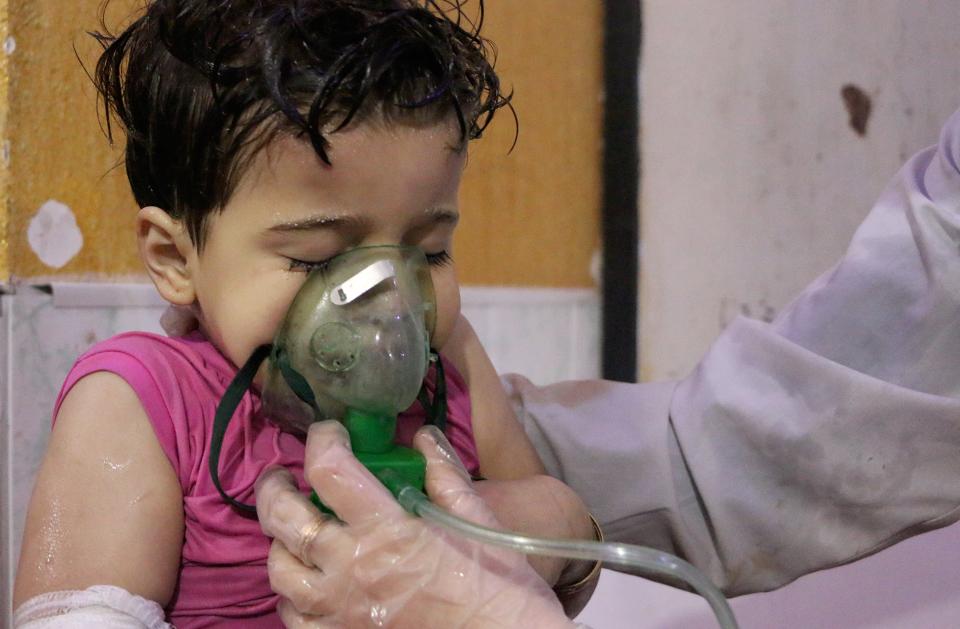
[233,286,301,361]
[263,294,300,340]
[430,268,461,350]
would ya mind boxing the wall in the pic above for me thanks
[456,1,603,287]
[0,0,9,280]
[639,0,960,380]
[5,0,141,281]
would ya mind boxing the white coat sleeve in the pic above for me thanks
[505,107,960,596]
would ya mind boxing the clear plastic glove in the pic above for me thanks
[255,421,573,628]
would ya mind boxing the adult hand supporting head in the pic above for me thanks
[255,420,573,628]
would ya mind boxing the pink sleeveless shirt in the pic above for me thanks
[53,331,479,628]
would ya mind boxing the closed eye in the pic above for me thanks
[286,256,333,273]
[425,251,452,267]
[288,250,450,273]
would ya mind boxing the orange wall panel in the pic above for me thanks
[6,0,141,281]
[0,1,10,280]
[456,1,603,287]
[3,1,602,288]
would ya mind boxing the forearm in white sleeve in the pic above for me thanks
[14,586,170,628]
[509,107,960,596]
[504,375,725,589]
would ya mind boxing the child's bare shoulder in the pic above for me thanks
[15,367,184,608]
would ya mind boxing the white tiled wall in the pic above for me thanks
[1,290,10,626]
[461,286,601,384]
[0,282,600,624]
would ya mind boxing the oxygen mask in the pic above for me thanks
[210,245,442,511]
[261,245,437,434]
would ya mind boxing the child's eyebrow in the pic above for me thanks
[268,214,364,233]
[426,207,460,225]
[267,207,459,233]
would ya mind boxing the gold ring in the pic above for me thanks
[296,516,327,567]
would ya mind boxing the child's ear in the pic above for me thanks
[137,206,196,306]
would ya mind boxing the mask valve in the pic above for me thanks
[310,322,360,372]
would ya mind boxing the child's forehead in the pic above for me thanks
[229,117,466,205]
[258,116,465,169]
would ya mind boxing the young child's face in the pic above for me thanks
[182,118,465,370]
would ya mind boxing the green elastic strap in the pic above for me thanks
[417,349,448,433]
[209,344,272,513]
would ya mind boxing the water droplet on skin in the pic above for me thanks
[102,457,132,472]
[129,492,148,507]
[37,499,64,579]
[370,604,389,626]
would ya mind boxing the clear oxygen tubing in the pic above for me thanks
[396,485,740,629]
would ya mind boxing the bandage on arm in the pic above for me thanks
[14,585,170,628]
[13,372,182,613]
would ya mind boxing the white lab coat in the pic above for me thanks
[505,108,960,596]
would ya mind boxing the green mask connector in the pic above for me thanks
[310,407,426,512]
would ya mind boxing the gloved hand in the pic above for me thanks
[255,420,574,628]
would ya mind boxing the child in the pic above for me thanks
[12,1,597,626]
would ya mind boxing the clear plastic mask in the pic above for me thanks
[261,245,437,434]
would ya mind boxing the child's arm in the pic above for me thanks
[441,315,547,480]
[13,372,183,611]
[442,316,598,613]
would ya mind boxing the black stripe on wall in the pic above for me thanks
[601,0,641,381]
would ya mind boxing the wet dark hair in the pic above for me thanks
[92,0,511,248]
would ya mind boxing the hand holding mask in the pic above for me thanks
[255,420,572,629]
